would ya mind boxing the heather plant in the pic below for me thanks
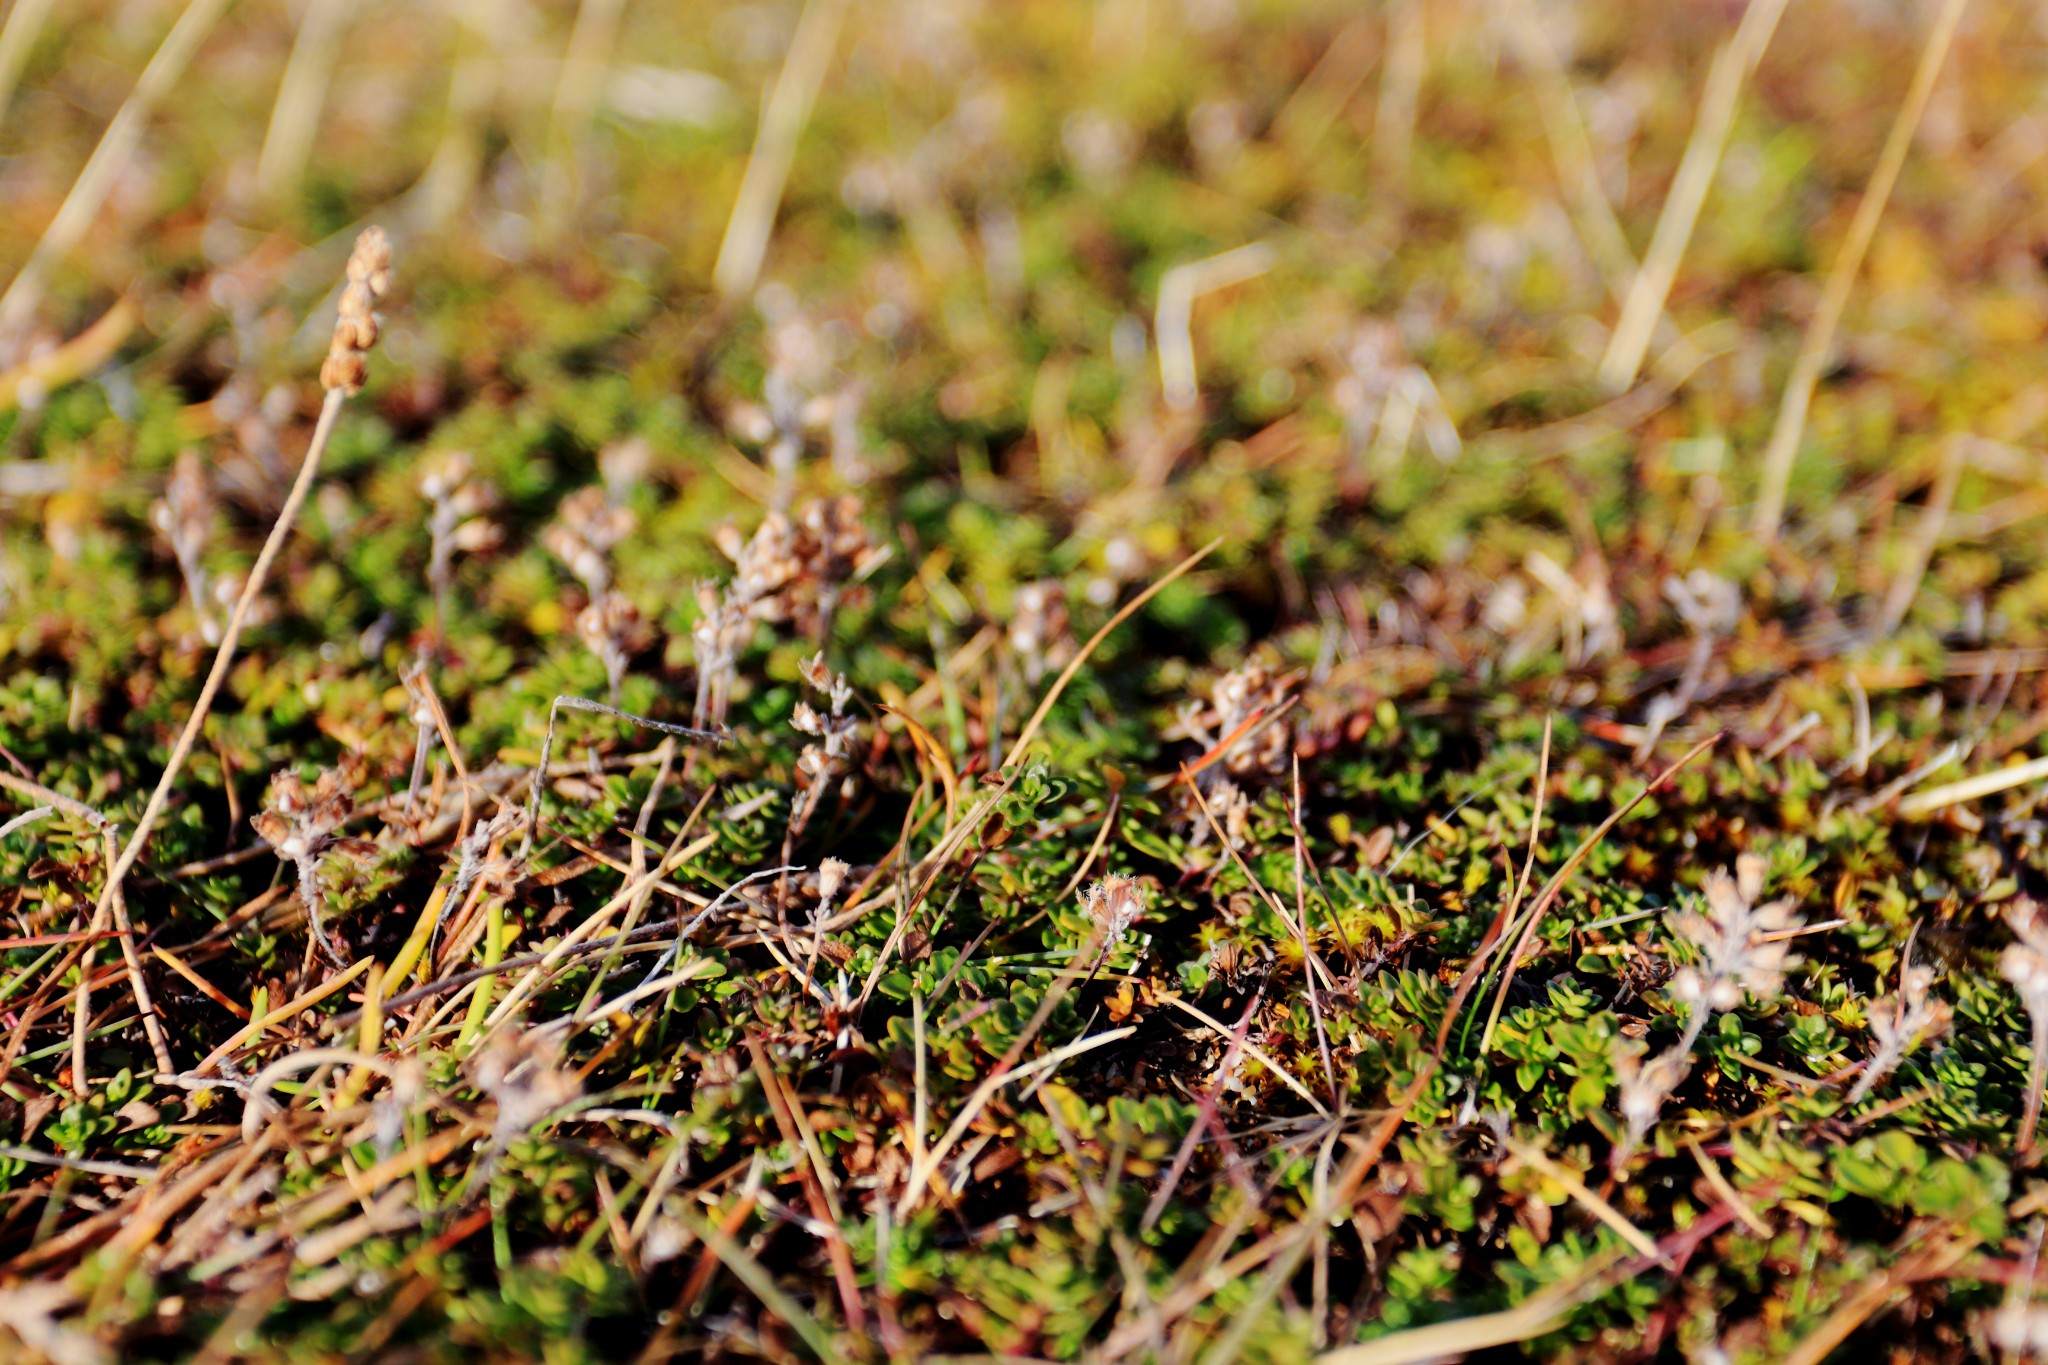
[1850,949,1953,1105]
[1608,854,1802,1169]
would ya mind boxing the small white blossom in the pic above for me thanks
[1849,961,1952,1103]
[1612,1043,1691,1165]
[1669,854,1801,1022]
[1081,876,1146,947]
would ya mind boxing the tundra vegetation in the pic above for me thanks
[1,0,2047,1361]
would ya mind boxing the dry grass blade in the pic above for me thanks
[687,1209,847,1364]
[96,228,390,951]
[1313,1247,1628,1364]
[1598,0,1789,390]
[895,1025,1134,1219]
[539,0,628,241]
[0,297,137,413]
[0,0,54,129]
[713,0,848,298]
[1499,0,1638,304]
[257,0,349,200]
[1752,0,1970,541]
[1479,732,1721,1053]
[4,4,2041,1358]
[1157,243,1276,411]
[1897,753,2048,817]
[1778,1232,1979,1365]
[1164,996,1330,1117]
[186,955,374,1076]
[1001,537,1223,770]
[0,0,230,350]
[1500,1135,1660,1260]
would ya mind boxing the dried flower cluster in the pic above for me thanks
[690,585,749,729]
[251,754,376,966]
[544,485,636,597]
[1191,781,1253,854]
[1849,954,1952,1103]
[540,477,649,700]
[576,590,652,705]
[599,436,652,502]
[1081,875,1147,948]
[815,856,850,924]
[319,227,392,395]
[791,654,861,840]
[693,497,888,727]
[1173,658,1291,854]
[449,806,529,911]
[420,450,500,638]
[1611,855,1801,1170]
[1179,658,1292,779]
[713,495,887,636]
[210,377,298,494]
[1613,1045,1692,1163]
[150,449,218,643]
[727,305,871,494]
[2003,899,2048,1151]
[1667,854,1800,1029]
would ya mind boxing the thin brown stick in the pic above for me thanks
[94,387,345,920]
[105,831,173,1077]
[1478,733,1722,1053]
[95,228,388,956]
[743,1034,867,1334]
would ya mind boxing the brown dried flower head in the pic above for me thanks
[545,486,637,596]
[716,495,888,633]
[792,653,860,786]
[320,227,393,395]
[576,589,653,703]
[252,753,373,866]
[818,856,850,905]
[252,754,376,965]
[1173,656,1291,780]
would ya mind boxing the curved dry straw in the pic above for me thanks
[1751,0,1969,542]
[90,229,393,975]
[0,0,232,352]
